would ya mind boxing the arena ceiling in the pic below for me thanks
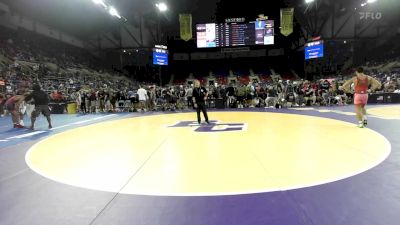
[1,0,398,45]
[0,0,218,39]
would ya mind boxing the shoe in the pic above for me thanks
[206,121,210,124]
[29,126,34,130]
[363,119,367,126]
[14,124,24,128]
[48,125,53,129]
[357,123,364,128]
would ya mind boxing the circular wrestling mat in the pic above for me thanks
[25,112,391,196]
[368,105,400,120]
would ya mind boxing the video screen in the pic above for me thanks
[196,20,274,48]
[153,49,168,65]
[305,40,324,60]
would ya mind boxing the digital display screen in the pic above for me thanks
[153,49,168,65]
[305,40,324,60]
[196,20,274,48]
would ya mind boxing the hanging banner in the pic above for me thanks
[179,14,192,41]
[280,8,294,36]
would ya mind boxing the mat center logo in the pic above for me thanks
[168,120,247,132]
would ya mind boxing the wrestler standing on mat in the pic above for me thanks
[342,67,382,128]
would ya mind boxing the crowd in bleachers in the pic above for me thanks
[163,60,399,110]
[0,26,139,115]
[49,66,399,113]
[1,26,400,117]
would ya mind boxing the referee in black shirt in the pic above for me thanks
[192,80,210,124]
[25,84,52,130]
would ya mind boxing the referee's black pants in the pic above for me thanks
[196,102,209,123]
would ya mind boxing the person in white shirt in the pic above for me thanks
[137,85,148,112]
[185,85,194,109]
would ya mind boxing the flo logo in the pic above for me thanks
[359,12,382,20]
[168,121,247,132]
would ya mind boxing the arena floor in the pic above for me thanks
[0,104,399,225]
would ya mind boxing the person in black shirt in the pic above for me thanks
[226,84,235,108]
[192,80,209,124]
[25,84,52,130]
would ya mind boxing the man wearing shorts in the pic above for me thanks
[342,67,381,128]
[25,84,52,130]
[137,85,148,112]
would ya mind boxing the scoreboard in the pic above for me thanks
[153,48,168,66]
[196,20,274,48]
[305,40,324,60]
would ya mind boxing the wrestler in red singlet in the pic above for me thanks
[353,76,369,106]
[343,67,381,128]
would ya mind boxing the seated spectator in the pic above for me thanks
[51,90,65,103]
